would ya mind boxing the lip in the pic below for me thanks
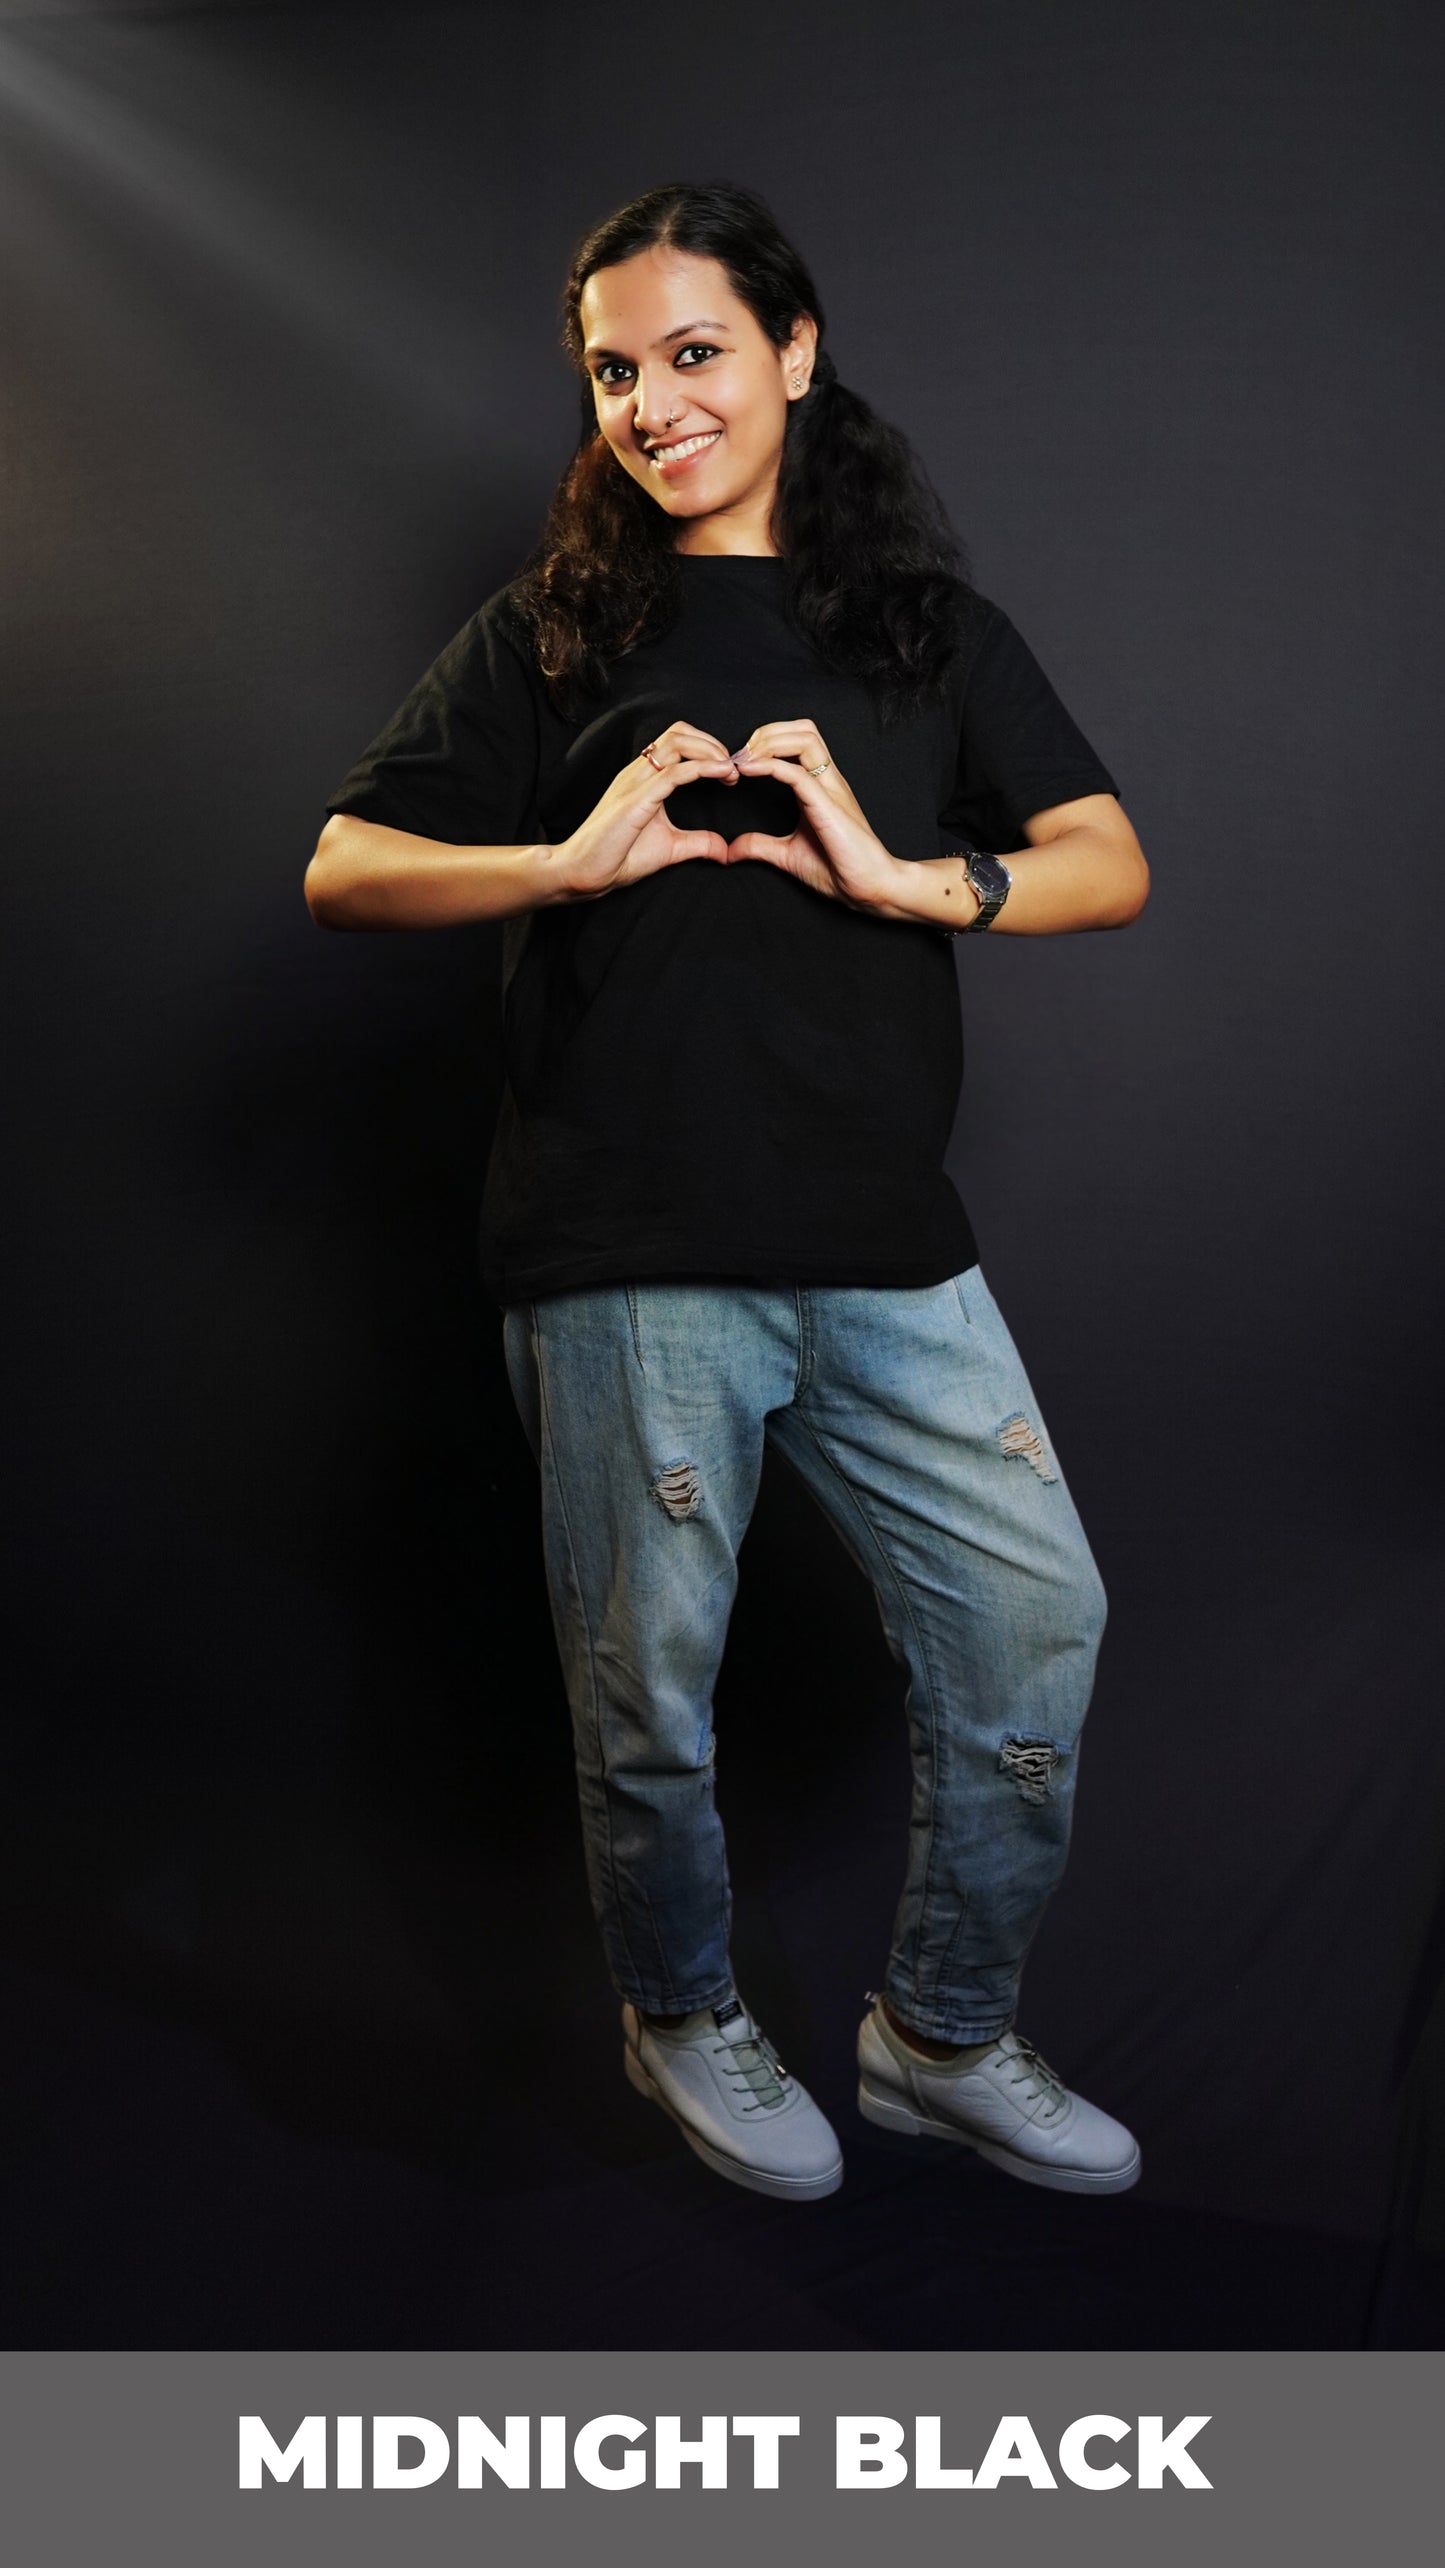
[644,428,723,480]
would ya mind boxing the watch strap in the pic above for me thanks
[941,844,1012,936]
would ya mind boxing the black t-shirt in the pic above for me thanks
[324,558,1119,1305]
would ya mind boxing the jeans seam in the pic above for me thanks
[952,1272,973,1324]
[532,1317,645,1992]
[908,1898,974,2014]
[792,1286,814,1401]
[624,1284,644,1371]
[636,1888,683,2013]
[784,1408,958,1993]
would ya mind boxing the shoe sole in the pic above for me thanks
[624,2041,844,2200]
[857,2077,1142,2195]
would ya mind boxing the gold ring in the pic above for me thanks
[643,742,666,772]
[804,757,832,776]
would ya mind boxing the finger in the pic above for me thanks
[657,720,735,765]
[735,721,830,763]
[726,749,832,792]
[640,754,738,793]
[725,830,793,860]
[640,743,736,782]
[669,829,731,862]
[735,746,837,788]
[639,738,703,774]
[727,832,840,893]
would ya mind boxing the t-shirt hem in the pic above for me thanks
[482,1230,981,1307]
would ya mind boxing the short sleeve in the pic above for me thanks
[939,601,1120,854]
[324,593,544,848]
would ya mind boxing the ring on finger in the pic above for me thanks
[804,757,832,776]
[642,741,666,772]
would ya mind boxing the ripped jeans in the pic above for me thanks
[502,1267,1107,2045]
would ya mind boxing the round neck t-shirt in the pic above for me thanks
[324,558,1120,1306]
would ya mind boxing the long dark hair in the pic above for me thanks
[510,181,974,720]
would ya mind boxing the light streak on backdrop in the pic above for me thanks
[0,2,506,445]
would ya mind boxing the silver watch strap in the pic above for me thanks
[941,847,1012,936]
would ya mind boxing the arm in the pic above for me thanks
[869,792,1150,935]
[305,721,738,930]
[728,728,1149,935]
[305,814,570,930]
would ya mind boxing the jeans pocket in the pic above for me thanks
[952,1270,974,1325]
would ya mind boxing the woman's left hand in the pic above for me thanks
[723,720,899,912]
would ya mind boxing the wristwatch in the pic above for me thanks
[942,843,1012,935]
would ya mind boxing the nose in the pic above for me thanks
[632,365,681,440]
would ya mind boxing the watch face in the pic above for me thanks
[967,851,1010,900]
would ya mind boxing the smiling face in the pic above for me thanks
[577,244,817,556]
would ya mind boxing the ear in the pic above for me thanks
[781,311,820,397]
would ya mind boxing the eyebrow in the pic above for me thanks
[582,318,732,362]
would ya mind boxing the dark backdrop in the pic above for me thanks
[3,0,1442,2348]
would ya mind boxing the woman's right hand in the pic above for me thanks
[555,721,737,899]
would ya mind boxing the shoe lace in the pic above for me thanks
[864,1991,1069,2119]
[715,2023,789,2112]
[997,2033,1069,2115]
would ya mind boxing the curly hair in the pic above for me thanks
[509,181,975,722]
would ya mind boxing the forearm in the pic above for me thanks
[869,824,1150,935]
[304,813,577,930]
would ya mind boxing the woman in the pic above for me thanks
[308,181,1150,2206]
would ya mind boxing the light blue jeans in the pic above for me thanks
[502,1268,1107,2045]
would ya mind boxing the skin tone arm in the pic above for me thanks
[307,817,574,929]
[889,793,1147,933]
[726,721,1148,932]
[304,719,741,929]
[306,726,1146,934]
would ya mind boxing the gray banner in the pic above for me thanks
[3,2350,1441,2567]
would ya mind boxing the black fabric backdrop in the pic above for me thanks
[2,0,1442,2348]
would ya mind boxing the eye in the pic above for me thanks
[676,342,721,367]
[593,359,635,391]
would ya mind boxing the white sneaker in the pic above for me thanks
[623,1994,844,2201]
[857,1994,1141,2195]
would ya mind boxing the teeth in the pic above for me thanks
[649,430,721,465]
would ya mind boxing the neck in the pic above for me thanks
[674,487,781,559]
